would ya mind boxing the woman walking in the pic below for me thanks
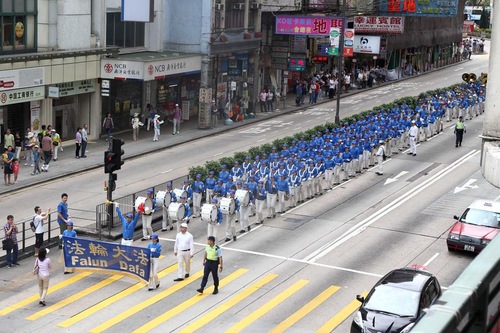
[34,248,52,306]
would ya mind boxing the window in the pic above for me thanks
[0,0,37,53]
[106,12,145,48]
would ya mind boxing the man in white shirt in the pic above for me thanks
[80,124,88,158]
[408,120,419,156]
[173,223,194,281]
[375,140,386,175]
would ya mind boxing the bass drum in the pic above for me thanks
[168,202,185,221]
[235,189,250,207]
[220,197,235,215]
[201,204,217,223]
[173,189,187,200]
[155,191,171,207]
[135,197,146,214]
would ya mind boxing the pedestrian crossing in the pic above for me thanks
[0,265,367,333]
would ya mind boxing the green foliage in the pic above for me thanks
[233,151,247,164]
[188,165,206,181]
[248,146,262,158]
[204,160,220,175]
[219,156,235,168]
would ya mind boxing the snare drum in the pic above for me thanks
[201,204,217,223]
[168,202,185,220]
[155,191,171,207]
[235,189,250,207]
[135,197,146,214]
[173,189,187,200]
[220,197,235,215]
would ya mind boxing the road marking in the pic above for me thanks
[454,178,478,194]
[384,170,409,185]
[26,275,122,321]
[304,150,479,262]
[161,168,173,174]
[179,274,279,333]
[293,127,302,131]
[282,197,316,215]
[424,252,440,267]
[89,270,204,333]
[213,152,223,157]
[257,138,266,143]
[57,264,178,328]
[0,272,92,316]
[225,279,309,333]
[316,291,368,333]
[133,269,248,332]
[427,132,442,141]
[269,285,341,333]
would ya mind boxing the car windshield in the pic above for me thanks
[460,208,500,228]
[364,285,419,317]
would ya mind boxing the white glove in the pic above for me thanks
[151,248,156,252]
[59,234,62,239]
[114,202,119,208]
[145,207,150,213]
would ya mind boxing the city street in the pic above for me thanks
[0,51,493,333]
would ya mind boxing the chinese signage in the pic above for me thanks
[291,36,307,53]
[329,28,340,56]
[101,56,202,80]
[289,58,306,71]
[63,236,151,282]
[276,15,344,36]
[354,35,381,54]
[48,80,96,98]
[379,0,458,16]
[344,29,355,57]
[354,16,404,34]
[0,67,44,91]
[0,86,45,106]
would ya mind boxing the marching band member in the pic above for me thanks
[255,180,267,224]
[306,160,317,198]
[225,190,240,241]
[213,179,226,199]
[288,168,301,207]
[298,163,309,203]
[115,203,140,246]
[242,156,252,181]
[230,161,243,182]
[205,171,216,204]
[266,176,278,218]
[175,195,191,233]
[161,182,177,231]
[324,154,334,189]
[239,183,253,233]
[276,174,290,213]
[192,174,205,218]
[141,189,157,241]
[207,198,223,242]
[259,159,269,182]
[147,234,161,291]
[218,164,230,187]
[314,157,325,195]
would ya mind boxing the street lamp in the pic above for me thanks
[334,0,348,125]
[373,55,378,68]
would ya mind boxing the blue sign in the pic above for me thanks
[63,236,151,282]
[379,0,458,17]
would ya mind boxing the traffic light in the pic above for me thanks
[104,138,124,174]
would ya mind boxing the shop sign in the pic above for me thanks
[379,0,458,16]
[463,21,474,34]
[0,86,45,106]
[353,35,381,54]
[354,16,404,34]
[101,60,143,80]
[144,55,202,81]
[48,79,96,98]
[199,88,212,103]
[275,15,343,36]
[0,67,44,91]
[344,29,355,57]
[289,58,306,71]
[291,35,307,53]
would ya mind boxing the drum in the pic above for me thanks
[168,202,185,220]
[235,189,250,207]
[173,189,187,200]
[155,191,171,207]
[220,197,235,215]
[201,204,217,223]
[135,197,146,214]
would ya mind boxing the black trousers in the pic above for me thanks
[455,129,464,146]
[200,259,219,289]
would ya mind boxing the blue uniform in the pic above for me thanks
[148,242,162,258]
[219,170,230,183]
[62,229,77,238]
[205,177,216,190]
[116,207,140,239]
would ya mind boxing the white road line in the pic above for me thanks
[426,132,442,141]
[257,138,266,143]
[304,150,479,263]
[160,169,173,174]
[213,152,223,157]
[423,252,440,267]
[293,127,302,131]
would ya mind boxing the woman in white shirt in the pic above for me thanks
[34,248,52,306]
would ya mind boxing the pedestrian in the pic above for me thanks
[146,104,155,132]
[454,116,466,147]
[51,129,62,161]
[72,127,81,159]
[2,147,13,185]
[259,89,267,113]
[141,188,157,241]
[33,206,51,257]
[173,222,194,281]
[115,203,140,245]
[266,89,274,112]
[407,120,418,156]
[62,221,76,274]
[81,124,88,158]
[375,140,386,176]
[197,236,223,295]
[211,99,219,129]
[34,248,51,306]
[11,158,19,184]
[25,132,35,166]
[57,193,70,249]
[207,197,223,242]
[31,145,42,175]
[192,174,205,218]
[41,132,53,171]
[153,114,163,142]
[131,113,141,141]
[4,214,19,268]
[173,103,181,135]
[4,128,14,150]
[102,112,114,142]
[147,233,161,291]
[14,131,22,160]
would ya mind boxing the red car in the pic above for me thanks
[447,200,500,253]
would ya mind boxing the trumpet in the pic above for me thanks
[461,73,477,83]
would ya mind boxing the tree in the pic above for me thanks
[479,7,490,29]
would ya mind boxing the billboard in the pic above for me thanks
[354,16,404,34]
[379,0,458,16]
[354,35,381,54]
[276,15,344,36]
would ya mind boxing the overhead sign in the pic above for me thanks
[0,67,44,91]
[121,0,154,22]
[354,35,381,54]
[48,80,96,98]
[62,236,151,282]
[0,86,45,106]
[275,15,343,36]
[354,16,404,34]
[379,0,458,16]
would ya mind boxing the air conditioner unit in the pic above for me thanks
[233,3,245,10]
[215,3,224,11]
[250,2,260,9]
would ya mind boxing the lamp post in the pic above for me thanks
[334,0,348,125]
[373,55,378,69]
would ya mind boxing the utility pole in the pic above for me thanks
[335,0,348,125]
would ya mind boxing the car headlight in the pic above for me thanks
[353,311,364,329]
[481,239,491,245]
[448,233,460,240]
[401,322,415,333]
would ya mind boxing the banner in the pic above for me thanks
[379,0,458,16]
[353,35,381,54]
[63,236,151,282]
[276,15,343,36]
[354,16,404,34]
[329,28,340,56]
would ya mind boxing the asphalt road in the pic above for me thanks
[0,50,493,333]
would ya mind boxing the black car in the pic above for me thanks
[351,268,441,333]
